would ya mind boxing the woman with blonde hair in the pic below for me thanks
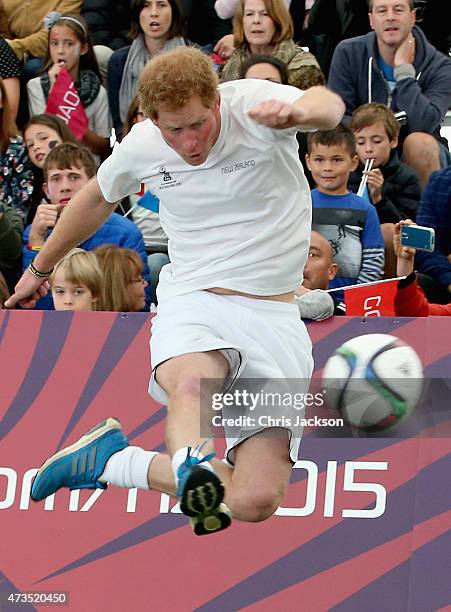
[220,0,320,88]
[95,245,148,312]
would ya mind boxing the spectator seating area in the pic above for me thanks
[0,0,450,316]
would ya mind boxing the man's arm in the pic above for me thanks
[393,31,451,133]
[393,64,451,134]
[214,0,238,20]
[33,178,112,271]
[248,86,345,130]
[5,178,114,308]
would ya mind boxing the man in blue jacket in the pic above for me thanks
[328,0,451,188]
[23,142,151,309]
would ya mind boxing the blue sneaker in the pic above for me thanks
[31,418,129,501]
[177,449,232,536]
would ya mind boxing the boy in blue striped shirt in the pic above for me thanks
[306,125,384,289]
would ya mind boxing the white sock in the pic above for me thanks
[98,446,158,490]
[171,446,214,483]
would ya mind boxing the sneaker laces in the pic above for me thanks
[185,438,216,466]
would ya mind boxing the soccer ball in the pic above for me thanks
[322,333,423,430]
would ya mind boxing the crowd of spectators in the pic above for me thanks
[0,0,450,317]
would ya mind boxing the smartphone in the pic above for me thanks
[400,224,435,252]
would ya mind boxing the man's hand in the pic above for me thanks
[4,269,50,309]
[366,168,384,204]
[28,204,59,244]
[394,34,415,66]
[248,99,303,129]
[394,220,416,277]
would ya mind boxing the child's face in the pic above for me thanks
[49,25,87,74]
[52,271,97,311]
[306,143,358,195]
[244,62,283,83]
[354,121,398,168]
[24,125,62,168]
[43,164,90,208]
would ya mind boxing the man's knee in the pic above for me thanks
[230,482,287,522]
[403,132,440,164]
[168,374,204,403]
[156,352,229,399]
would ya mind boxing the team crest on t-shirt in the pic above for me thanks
[158,166,181,190]
[159,166,172,181]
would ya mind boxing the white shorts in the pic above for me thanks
[149,290,313,464]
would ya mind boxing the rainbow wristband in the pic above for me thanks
[27,243,42,251]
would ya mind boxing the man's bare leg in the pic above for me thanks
[147,453,233,498]
[31,344,294,530]
[147,428,293,523]
[30,350,229,522]
[153,350,233,534]
[156,351,229,454]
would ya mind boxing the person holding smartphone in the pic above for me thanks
[394,219,451,316]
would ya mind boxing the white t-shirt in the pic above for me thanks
[97,79,311,301]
